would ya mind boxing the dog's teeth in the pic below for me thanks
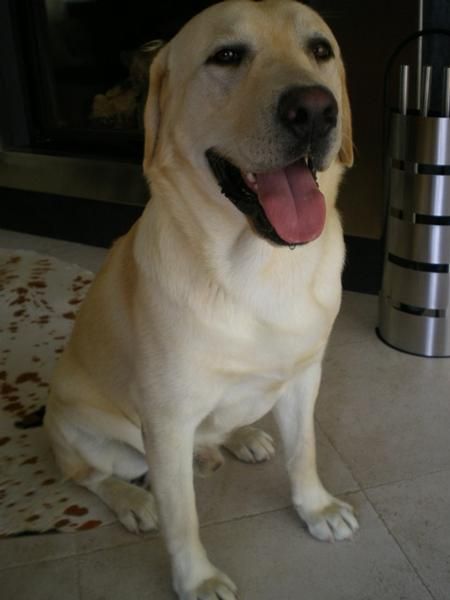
[244,172,258,191]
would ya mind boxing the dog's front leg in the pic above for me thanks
[141,410,238,600]
[274,361,359,542]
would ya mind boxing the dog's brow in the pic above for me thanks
[207,15,252,41]
[308,32,330,43]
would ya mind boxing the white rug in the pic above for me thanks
[0,249,116,536]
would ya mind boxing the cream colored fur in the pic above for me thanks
[45,1,358,598]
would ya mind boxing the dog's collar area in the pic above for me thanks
[205,149,321,247]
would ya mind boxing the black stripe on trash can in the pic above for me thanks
[389,208,450,226]
[415,214,450,225]
[388,253,450,273]
[392,301,446,319]
[391,160,450,176]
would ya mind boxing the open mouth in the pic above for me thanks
[206,149,326,246]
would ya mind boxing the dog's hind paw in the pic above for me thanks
[86,476,159,534]
[117,486,159,533]
[224,425,275,463]
[194,445,225,477]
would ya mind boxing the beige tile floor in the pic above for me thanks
[1,228,449,600]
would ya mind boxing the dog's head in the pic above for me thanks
[143,0,353,246]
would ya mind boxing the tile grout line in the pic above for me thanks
[1,499,355,570]
[0,420,364,572]
[317,417,450,496]
[0,553,79,575]
[2,423,444,574]
[316,421,438,600]
[75,552,83,600]
[2,501,438,599]
[0,507,292,570]
[360,487,437,600]
[315,420,365,492]
[362,464,450,493]
[0,545,78,573]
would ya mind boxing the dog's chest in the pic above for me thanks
[207,292,331,385]
[203,313,328,431]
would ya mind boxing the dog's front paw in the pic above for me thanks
[224,426,275,463]
[177,570,239,600]
[297,496,358,542]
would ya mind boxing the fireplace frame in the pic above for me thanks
[0,0,150,205]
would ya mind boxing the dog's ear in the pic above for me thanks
[338,64,354,167]
[143,42,169,173]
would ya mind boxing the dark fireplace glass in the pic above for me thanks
[13,0,220,159]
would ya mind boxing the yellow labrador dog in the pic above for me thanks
[45,0,357,597]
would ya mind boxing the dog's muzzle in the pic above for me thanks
[206,149,326,247]
[277,85,338,159]
[206,85,338,247]
[277,85,338,149]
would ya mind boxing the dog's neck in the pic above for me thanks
[139,153,343,270]
[133,156,344,332]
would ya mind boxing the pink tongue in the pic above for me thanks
[255,161,326,244]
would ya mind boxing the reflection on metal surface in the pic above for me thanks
[389,167,450,216]
[387,218,450,264]
[390,114,450,165]
[379,63,450,357]
[0,151,148,206]
[399,64,410,116]
[420,65,432,117]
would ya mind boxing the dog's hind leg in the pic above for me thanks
[193,445,224,477]
[46,414,158,533]
[82,469,158,534]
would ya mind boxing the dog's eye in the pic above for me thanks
[207,45,247,66]
[309,38,334,62]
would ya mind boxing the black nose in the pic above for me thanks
[277,85,338,142]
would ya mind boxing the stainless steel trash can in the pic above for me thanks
[378,65,450,357]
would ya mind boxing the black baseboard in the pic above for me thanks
[0,187,382,294]
[1,187,143,248]
[342,235,382,295]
